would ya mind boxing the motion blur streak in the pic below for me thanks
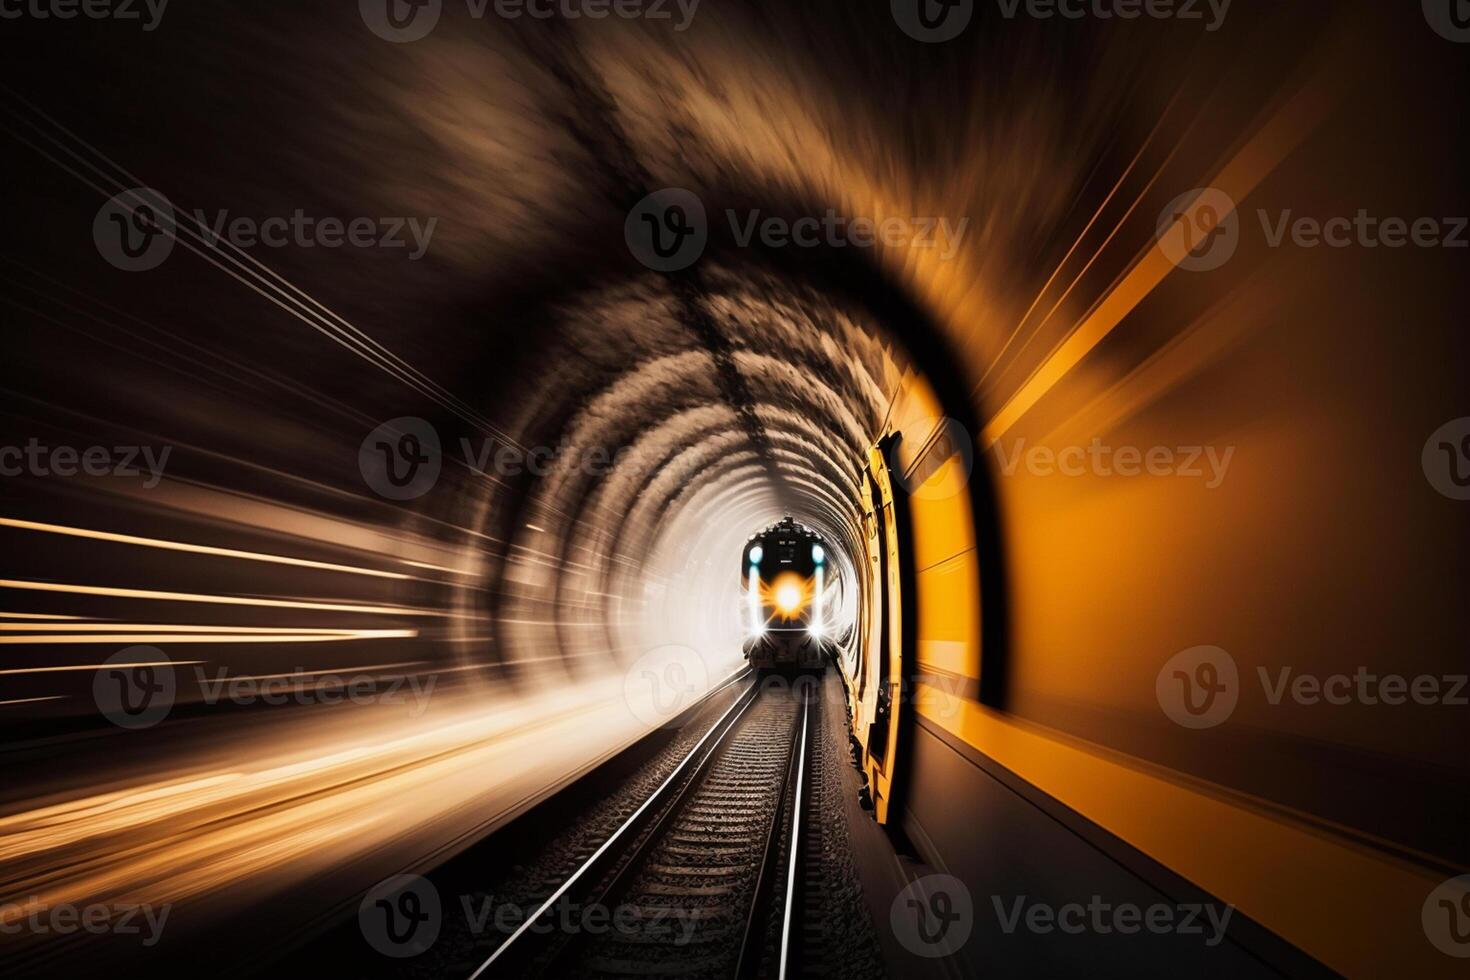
[981,58,1336,448]
[0,678,701,932]
[0,579,457,616]
[0,1,1465,978]
[0,517,416,578]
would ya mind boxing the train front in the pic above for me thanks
[740,518,832,670]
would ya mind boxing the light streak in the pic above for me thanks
[0,631,414,644]
[812,563,824,635]
[748,565,763,635]
[980,72,1335,448]
[0,579,449,617]
[0,624,413,634]
[0,517,410,579]
[0,662,204,675]
[215,662,427,682]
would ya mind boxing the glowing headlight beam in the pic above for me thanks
[748,566,763,636]
[812,562,824,636]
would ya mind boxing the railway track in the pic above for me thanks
[468,677,816,980]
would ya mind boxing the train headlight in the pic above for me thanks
[811,544,824,564]
[749,545,763,565]
[774,581,802,614]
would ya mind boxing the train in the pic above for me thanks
[739,517,835,670]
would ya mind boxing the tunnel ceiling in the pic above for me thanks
[346,14,1004,671]
[0,1,1215,679]
[0,0,1193,677]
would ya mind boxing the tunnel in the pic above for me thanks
[0,2,1467,978]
